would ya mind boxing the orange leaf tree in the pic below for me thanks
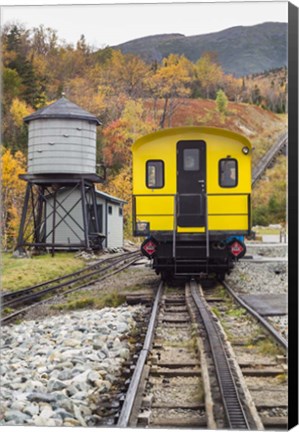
[101,100,157,236]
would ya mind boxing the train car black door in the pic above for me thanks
[177,141,206,227]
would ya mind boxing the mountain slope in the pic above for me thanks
[114,22,287,76]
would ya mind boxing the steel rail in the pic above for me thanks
[117,281,164,428]
[1,255,141,325]
[252,132,287,186]
[190,279,250,430]
[222,281,287,350]
[2,253,140,309]
[1,251,139,302]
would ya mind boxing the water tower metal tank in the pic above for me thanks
[24,97,101,174]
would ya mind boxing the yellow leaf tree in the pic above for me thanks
[1,149,26,249]
[195,52,224,99]
[150,54,194,128]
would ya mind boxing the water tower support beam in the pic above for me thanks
[81,179,90,250]
[51,190,57,257]
[35,186,45,245]
[91,185,100,234]
[16,182,31,252]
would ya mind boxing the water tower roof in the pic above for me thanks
[24,97,101,125]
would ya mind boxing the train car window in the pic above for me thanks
[184,149,200,171]
[219,159,238,187]
[146,160,164,188]
[108,205,113,215]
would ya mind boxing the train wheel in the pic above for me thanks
[161,271,173,286]
[217,272,225,282]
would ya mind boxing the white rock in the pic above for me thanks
[24,403,39,417]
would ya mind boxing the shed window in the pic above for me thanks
[146,160,164,188]
[219,159,238,187]
[108,205,113,215]
[184,148,200,171]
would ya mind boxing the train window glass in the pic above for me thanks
[219,159,238,187]
[108,205,113,215]
[119,207,123,216]
[184,149,200,171]
[146,160,164,188]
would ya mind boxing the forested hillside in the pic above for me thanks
[1,23,287,248]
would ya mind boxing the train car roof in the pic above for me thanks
[132,126,252,151]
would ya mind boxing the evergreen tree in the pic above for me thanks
[216,89,228,114]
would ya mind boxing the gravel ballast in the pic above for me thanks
[0,305,145,426]
[226,261,287,295]
[226,243,288,339]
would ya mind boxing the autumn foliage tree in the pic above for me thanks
[1,149,26,249]
[102,99,156,172]
[150,54,194,128]
[195,52,224,99]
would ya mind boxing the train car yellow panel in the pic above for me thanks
[208,195,249,215]
[209,216,249,231]
[177,226,205,233]
[135,196,174,216]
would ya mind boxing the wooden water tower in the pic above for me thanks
[16,96,105,254]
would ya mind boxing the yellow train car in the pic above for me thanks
[132,126,252,280]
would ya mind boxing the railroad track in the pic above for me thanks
[222,280,287,350]
[115,280,269,429]
[1,250,141,325]
[203,280,287,429]
[252,132,287,186]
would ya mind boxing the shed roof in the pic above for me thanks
[96,190,127,205]
[24,96,101,125]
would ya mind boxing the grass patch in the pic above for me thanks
[2,252,86,292]
[210,306,222,319]
[3,307,14,314]
[276,373,287,384]
[227,306,247,318]
[61,297,95,311]
[53,291,126,311]
[255,338,282,356]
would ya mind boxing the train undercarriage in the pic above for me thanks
[141,232,247,281]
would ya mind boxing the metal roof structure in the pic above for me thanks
[24,96,101,125]
[96,189,127,204]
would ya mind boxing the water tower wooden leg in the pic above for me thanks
[91,185,101,249]
[51,190,57,257]
[16,182,31,253]
[91,186,100,233]
[81,179,90,251]
[35,186,45,245]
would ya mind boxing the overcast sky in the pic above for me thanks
[1,1,289,49]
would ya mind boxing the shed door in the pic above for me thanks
[177,141,206,227]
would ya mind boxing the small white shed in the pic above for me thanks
[45,187,126,250]
[96,190,126,249]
